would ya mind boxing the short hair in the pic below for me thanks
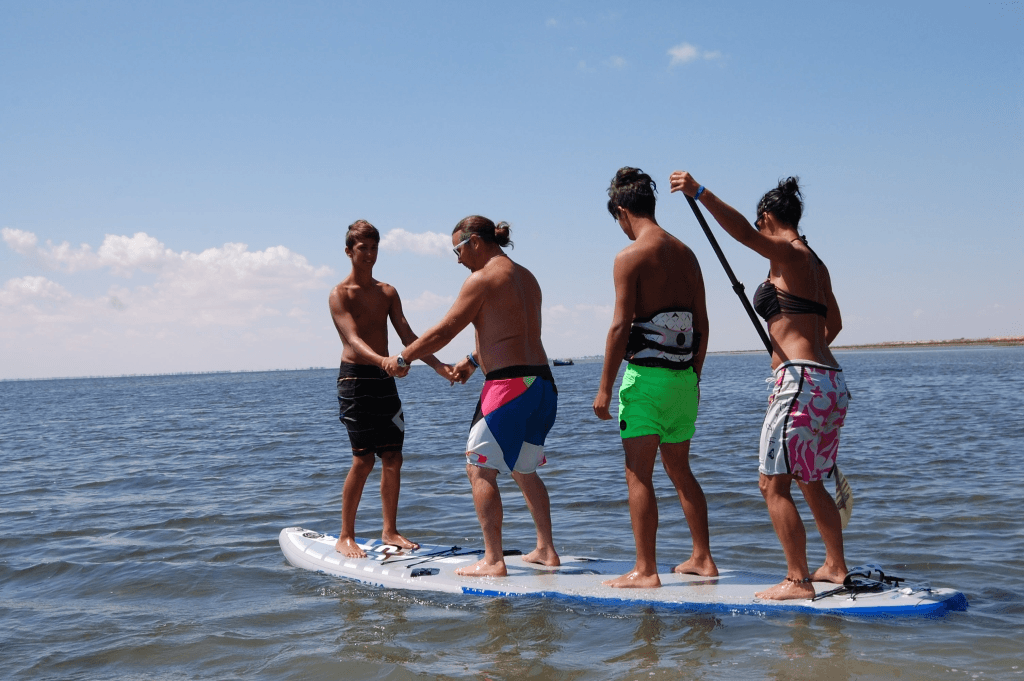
[452,215,513,249]
[756,177,803,228]
[345,220,380,249]
[607,167,657,220]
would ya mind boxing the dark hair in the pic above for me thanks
[452,215,513,249]
[345,220,380,249]
[607,167,657,220]
[756,177,803,228]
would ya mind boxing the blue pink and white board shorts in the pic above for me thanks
[466,364,558,474]
[759,360,849,483]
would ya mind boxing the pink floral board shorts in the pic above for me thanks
[759,361,849,483]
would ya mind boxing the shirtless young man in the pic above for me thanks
[593,168,718,588]
[383,215,559,577]
[330,219,452,559]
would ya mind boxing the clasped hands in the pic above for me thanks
[380,354,478,386]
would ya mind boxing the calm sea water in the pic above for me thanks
[2,347,1022,680]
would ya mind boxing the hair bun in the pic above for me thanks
[756,176,804,228]
[779,176,802,197]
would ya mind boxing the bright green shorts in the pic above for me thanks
[618,363,699,443]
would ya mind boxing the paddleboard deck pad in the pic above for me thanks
[280,527,967,617]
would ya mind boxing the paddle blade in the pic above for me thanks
[834,465,853,529]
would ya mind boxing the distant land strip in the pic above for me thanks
[696,336,1024,357]
[832,336,1024,350]
[4,338,1021,381]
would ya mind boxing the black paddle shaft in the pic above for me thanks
[685,196,773,355]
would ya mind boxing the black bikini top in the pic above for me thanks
[752,237,829,321]
[753,281,828,320]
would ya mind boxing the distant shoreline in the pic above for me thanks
[833,336,1024,350]
[708,336,1024,356]
[3,337,1021,381]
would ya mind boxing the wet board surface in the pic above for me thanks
[280,527,968,618]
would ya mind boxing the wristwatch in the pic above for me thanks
[396,356,408,369]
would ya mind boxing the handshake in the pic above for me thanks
[380,354,479,386]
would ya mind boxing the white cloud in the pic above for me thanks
[1,229,337,378]
[546,304,571,319]
[669,43,698,65]
[545,18,557,28]
[379,228,452,257]
[542,302,613,357]
[668,42,722,66]
[0,276,71,305]
[606,55,627,70]
[1,228,39,255]
[404,290,455,312]
[2,229,174,275]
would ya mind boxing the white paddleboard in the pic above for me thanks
[280,527,967,617]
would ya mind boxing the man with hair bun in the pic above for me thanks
[330,219,453,559]
[385,215,560,577]
[594,167,718,588]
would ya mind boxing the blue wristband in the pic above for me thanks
[466,354,479,368]
[694,185,706,201]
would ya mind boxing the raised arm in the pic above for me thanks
[593,249,639,420]
[669,171,802,264]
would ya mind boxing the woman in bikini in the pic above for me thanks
[668,171,850,601]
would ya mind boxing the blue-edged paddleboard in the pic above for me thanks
[279,527,967,617]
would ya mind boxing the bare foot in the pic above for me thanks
[522,546,560,566]
[755,578,815,601]
[603,570,661,589]
[672,555,719,577]
[381,532,420,551]
[335,536,367,558]
[455,558,507,577]
[811,564,847,584]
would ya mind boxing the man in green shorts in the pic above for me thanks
[593,167,718,588]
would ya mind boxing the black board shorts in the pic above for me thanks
[337,363,405,456]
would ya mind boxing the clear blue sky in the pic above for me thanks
[2,1,1021,379]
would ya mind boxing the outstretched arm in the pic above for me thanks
[384,273,485,373]
[593,250,638,420]
[669,171,801,264]
[388,289,454,383]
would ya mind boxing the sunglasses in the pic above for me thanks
[453,234,472,257]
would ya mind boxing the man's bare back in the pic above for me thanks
[463,255,548,373]
[621,229,705,321]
